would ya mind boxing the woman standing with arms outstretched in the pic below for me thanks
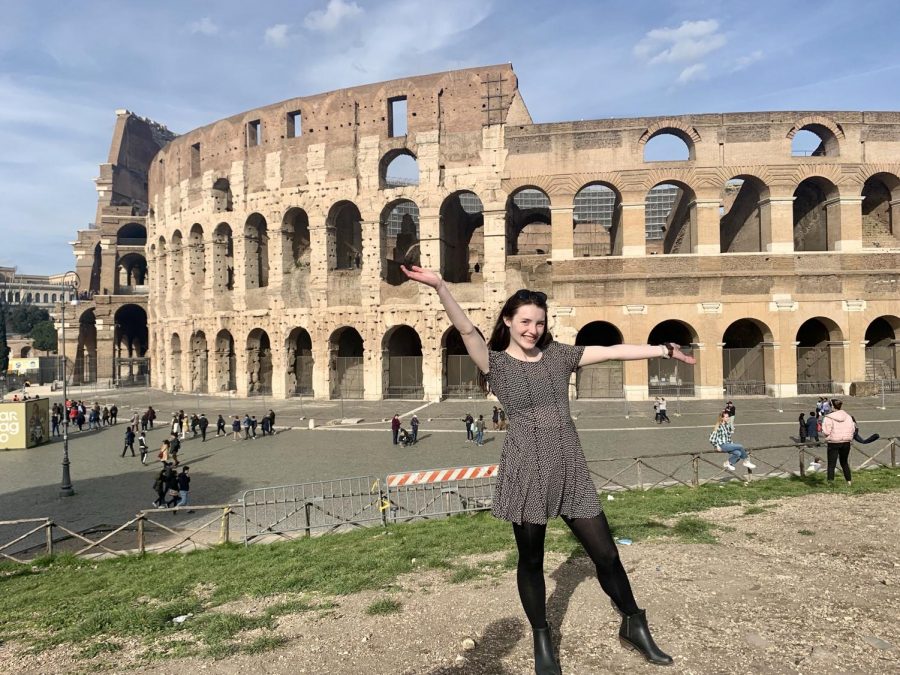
[402,265,695,672]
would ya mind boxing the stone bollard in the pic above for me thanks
[308,418,316,429]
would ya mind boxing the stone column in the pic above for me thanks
[623,360,648,400]
[550,204,574,260]
[360,219,382,301]
[620,197,646,257]
[759,194,795,253]
[830,340,851,393]
[422,335,443,401]
[270,330,287,399]
[890,199,900,238]
[312,342,331,400]
[830,196,864,251]
[481,208,507,285]
[307,213,328,308]
[234,339,249,398]
[693,198,721,255]
[417,211,440,271]
[365,344,381,401]
[268,226,286,292]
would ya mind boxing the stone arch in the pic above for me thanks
[380,148,420,189]
[575,321,624,398]
[188,223,205,292]
[113,304,148,385]
[645,180,695,254]
[861,172,900,247]
[787,116,844,156]
[246,328,273,395]
[75,308,98,384]
[89,242,102,293]
[381,198,420,285]
[282,207,311,268]
[189,330,209,393]
[382,324,424,399]
[864,315,900,381]
[212,177,233,212]
[647,320,698,396]
[722,318,774,396]
[796,317,844,393]
[441,326,486,399]
[440,191,484,283]
[329,326,364,399]
[214,329,236,391]
[244,213,269,289]
[285,327,314,396]
[506,187,551,255]
[115,252,148,290]
[212,223,234,292]
[720,175,771,253]
[170,332,182,392]
[573,182,621,257]
[639,122,700,161]
[327,201,363,271]
[793,176,840,251]
[116,222,147,245]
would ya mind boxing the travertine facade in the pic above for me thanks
[145,64,900,400]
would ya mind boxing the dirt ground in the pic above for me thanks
[3,491,899,674]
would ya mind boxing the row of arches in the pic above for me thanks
[159,315,900,400]
[2,291,75,304]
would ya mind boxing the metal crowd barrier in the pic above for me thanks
[384,464,498,523]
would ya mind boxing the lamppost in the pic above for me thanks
[59,271,80,497]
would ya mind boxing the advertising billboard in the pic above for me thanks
[0,398,50,450]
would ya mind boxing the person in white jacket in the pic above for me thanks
[821,399,855,487]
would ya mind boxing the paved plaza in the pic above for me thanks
[2,387,900,538]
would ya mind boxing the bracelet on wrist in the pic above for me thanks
[660,343,674,359]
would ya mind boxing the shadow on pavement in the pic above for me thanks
[426,616,526,674]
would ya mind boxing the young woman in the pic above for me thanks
[709,411,756,472]
[402,265,695,671]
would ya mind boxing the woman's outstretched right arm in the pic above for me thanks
[401,265,489,373]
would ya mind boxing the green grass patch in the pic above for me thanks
[365,598,402,615]
[798,529,815,536]
[0,466,897,661]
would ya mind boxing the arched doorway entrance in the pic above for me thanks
[864,316,900,385]
[75,309,98,384]
[247,328,273,395]
[189,331,209,393]
[113,304,149,386]
[796,318,843,394]
[442,327,485,398]
[286,327,314,396]
[722,319,772,396]
[383,326,423,399]
[575,322,623,398]
[329,327,364,399]
[647,320,697,396]
[214,330,236,391]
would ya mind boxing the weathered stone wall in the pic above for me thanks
[145,65,900,400]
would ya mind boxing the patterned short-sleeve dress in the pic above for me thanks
[485,341,602,525]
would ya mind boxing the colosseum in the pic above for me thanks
[131,63,900,401]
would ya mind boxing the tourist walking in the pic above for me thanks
[51,407,61,437]
[101,406,110,427]
[152,465,169,508]
[492,406,500,431]
[402,264,691,669]
[260,414,271,437]
[168,433,181,467]
[474,414,485,446]
[232,416,241,441]
[177,466,191,508]
[410,414,419,443]
[709,411,755,472]
[157,439,171,464]
[391,414,401,445]
[821,399,855,487]
[165,466,180,508]
[138,431,149,464]
[147,406,156,429]
[657,397,670,423]
[267,409,276,435]
[805,412,820,444]
[464,412,474,441]
[109,404,118,425]
[198,413,209,441]
[216,414,226,437]
[122,427,136,457]
[798,413,808,443]
[653,397,660,423]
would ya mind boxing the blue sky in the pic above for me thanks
[2,0,900,274]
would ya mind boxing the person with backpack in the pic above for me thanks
[138,431,149,465]
[198,413,209,441]
[165,466,181,508]
[109,404,118,425]
[232,416,242,441]
[267,409,276,435]
[216,414,226,437]
[260,415,271,437]
[152,466,169,508]
[177,466,192,509]
[122,427,136,457]
[474,414,486,446]
[168,433,181,467]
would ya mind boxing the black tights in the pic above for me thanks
[512,513,639,629]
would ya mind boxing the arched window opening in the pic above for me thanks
[286,327,314,396]
[791,125,838,157]
[115,253,148,292]
[212,223,234,292]
[440,191,484,283]
[90,243,102,293]
[329,327,364,399]
[793,177,839,251]
[722,319,771,396]
[212,178,233,212]
[383,325,424,399]
[862,173,900,248]
[720,176,768,253]
[246,328,273,395]
[647,320,696,396]
[796,318,843,394]
[244,214,269,289]
[113,304,149,386]
[214,329,236,391]
[328,201,363,271]
[381,199,420,285]
[575,322,624,398]
[646,183,693,254]
[574,184,620,257]
[506,188,551,255]
[189,330,209,393]
[283,208,311,269]
[381,151,420,189]
[864,316,900,382]
[643,131,692,161]
[442,327,485,399]
[117,222,147,246]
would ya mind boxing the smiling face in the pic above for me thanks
[503,303,547,354]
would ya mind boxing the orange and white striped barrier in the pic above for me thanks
[387,464,499,487]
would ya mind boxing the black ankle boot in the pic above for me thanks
[619,610,673,666]
[532,624,562,675]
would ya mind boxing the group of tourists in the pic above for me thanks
[799,397,880,487]
[652,397,671,423]
[151,462,191,510]
[390,413,420,446]
[226,411,278,441]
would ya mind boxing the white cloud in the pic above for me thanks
[304,0,363,32]
[188,17,218,36]
[634,19,726,64]
[732,50,764,71]
[264,24,290,47]
[677,63,707,83]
